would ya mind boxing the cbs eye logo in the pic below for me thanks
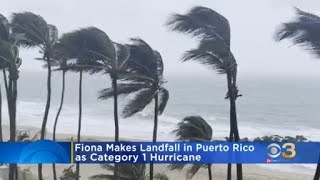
[267,143,296,159]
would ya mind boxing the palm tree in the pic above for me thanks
[0,14,8,143]
[123,38,169,180]
[90,164,169,180]
[85,40,131,145]
[166,6,242,180]
[11,12,58,180]
[48,44,69,180]
[91,42,131,180]
[59,27,115,180]
[170,116,213,180]
[0,13,23,180]
[274,8,320,180]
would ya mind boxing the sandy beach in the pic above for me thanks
[0,125,316,180]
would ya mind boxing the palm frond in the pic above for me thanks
[154,50,164,78]
[275,8,320,57]
[98,83,148,100]
[126,38,159,79]
[122,87,156,118]
[0,40,15,63]
[173,116,213,142]
[183,47,226,74]
[0,14,10,41]
[158,87,169,114]
[60,27,115,64]
[117,72,155,83]
[153,173,169,180]
[187,164,205,179]
[167,6,230,46]
[168,164,185,170]
[114,42,130,70]
[11,12,49,47]
[295,7,320,22]
[47,24,58,47]
[64,61,104,73]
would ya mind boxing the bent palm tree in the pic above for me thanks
[166,6,242,180]
[123,38,169,180]
[11,12,58,139]
[170,116,213,180]
[11,12,58,180]
[98,38,170,180]
[274,8,320,180]
[60,27,115,180]
[90,164,169,180]
[0,13,23,180]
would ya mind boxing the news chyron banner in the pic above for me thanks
[0,140,319,164]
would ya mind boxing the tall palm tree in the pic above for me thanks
[274,8,320,180]
[11,12,58,180]
[0,74,2,143]
[123,38,169,180]
[0,13,23,180]
[92,42,131,180]
[171,116,213,180]
[166,6,242,180]
[59,27,115,180]
[88,41,131,144]
[0,14,8,143]
[90,164,169,180]
[49,44,68,180]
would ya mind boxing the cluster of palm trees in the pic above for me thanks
[0,11,169,180]
[0,5,319,180]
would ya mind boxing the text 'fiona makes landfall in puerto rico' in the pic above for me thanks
[72,142,259,163]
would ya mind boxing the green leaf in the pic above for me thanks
[98,83,149,100]
[0,14,10,41]
[11,12,49,47]
[122,87,156,118]
[158,87,169,114]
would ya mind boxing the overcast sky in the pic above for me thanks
[1,0,320,77]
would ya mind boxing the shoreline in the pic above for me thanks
[0,125,317,179]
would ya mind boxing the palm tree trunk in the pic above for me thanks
[39,56,52,180]
[40,56,52,139]
[227,129,233,180]
[6,67,18,180]
[112,78,120,180]
[52,70,66,180]
[226,73,233,180]
[3,69,14,180]
[207,164,212,180]
[226,72,242,180]
[3,69,9,101]
[112,78,119,142]
[150,93,159,180]
[76,71,83,180]
[0,81,2,142]
[314,154,320,180]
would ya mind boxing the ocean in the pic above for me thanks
[5,71,318,141]
[1,70,318,173]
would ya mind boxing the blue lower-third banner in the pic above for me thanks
[0,140,70,163]
[0,141,319,164]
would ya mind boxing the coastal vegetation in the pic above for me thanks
[274,7,320,180]
[170,116,213,180]
[0,4,318,180]
[166,6,242,180]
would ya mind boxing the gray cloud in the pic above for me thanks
[1,0,320,77]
